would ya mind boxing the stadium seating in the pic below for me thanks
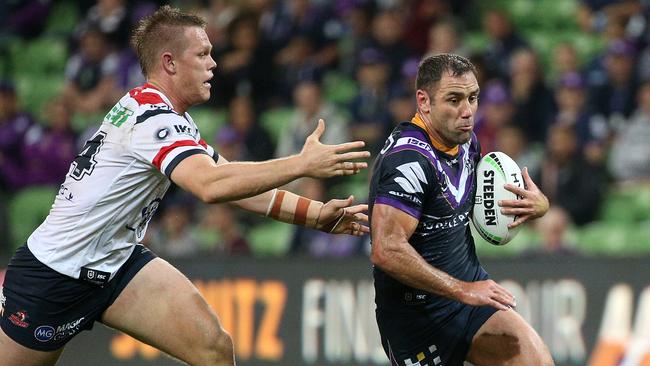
[247,221,293,257]
[8,186,57,249]
[189,106,227,144]
[260,107,293,144]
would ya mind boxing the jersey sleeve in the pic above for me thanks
[131,112,211,177]
[374,149,434,220]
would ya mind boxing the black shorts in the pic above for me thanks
[376,302,498,366]
[0,244,156,351]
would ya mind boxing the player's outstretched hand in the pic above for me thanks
[500,167,550,228]
[316,195,369,236]
[459,279,516,311]
[299,119,370,178]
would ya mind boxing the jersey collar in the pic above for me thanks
[410,113,459,156]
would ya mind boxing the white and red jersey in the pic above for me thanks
[28,83,217,280]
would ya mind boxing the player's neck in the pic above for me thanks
[146,79,187,114]
[411,112,459,155]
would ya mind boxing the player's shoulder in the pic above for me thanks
[123,83,185,126]
[380,122,436,163]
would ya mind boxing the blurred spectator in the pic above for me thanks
[424,17,468,58]
[195,203,250,256]
[403,0,451,55]
[482,9,528,79]
[113,47,146,93]
[536,124,607,226]
[385,57,418,125]
[214,125,243,162]
[576,0,642,35]
[0,80,36,192]
[554,72,609,165]
[146,196,201,258]
[276,80,349,157]
[609,81,650,183]
[62,26,121,116]
[550,42,582,82]
[21,97,77,187]
[387,87,416,125]
[367,9,413,83]
[274,35,323,102]
[225,95,275,161]
[211,12,275,108]
[289,178,362,257]
[1,0,51,38]
[74,0,130,49]
[349,47,392,154]
[509,48,557,145]
[200,0,241,49]
[495,124,541,179]
[524,207,579,257]
[588,39,639,123]
[335,1,374,77]
[474,80,514,154]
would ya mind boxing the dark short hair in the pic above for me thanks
[130,5,206,77]
[415,54,477,93]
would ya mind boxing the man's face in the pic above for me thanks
[175,27,217,107]
[419,71,479,147]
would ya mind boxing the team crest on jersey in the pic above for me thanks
[9,310,30,328]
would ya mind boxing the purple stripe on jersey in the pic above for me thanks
[398,130,428,140]
[375,196,421,220]
[391,144,435,161]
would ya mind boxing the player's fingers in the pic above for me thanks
[491,289,516,308]
[501,207,535,216]
[345,204,368,215]
[333,140,367,153]
[488,299,511,311]
[508,215,529,228]
[328,196,354,210]
[337,162,368,174]
[354,212,369,223]
[309,119,326,140]
[356,224,370,234]
[503,184,527,196]
[498,198,531,208]
[522,167,538,190]
[336,151,371,161]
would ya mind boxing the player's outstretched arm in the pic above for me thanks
[500,167,550,228]
[233,189,369,236]
[170,119,370,203]
[371,203,515,311]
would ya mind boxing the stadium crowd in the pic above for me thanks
[1,0,650,259]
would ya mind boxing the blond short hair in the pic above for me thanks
[130,5,206,77]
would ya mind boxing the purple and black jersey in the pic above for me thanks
[369,121,488,313]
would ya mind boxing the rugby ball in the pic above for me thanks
[472,152,524,246]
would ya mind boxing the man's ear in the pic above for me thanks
[162,52,175,74]
[416,89,431,114]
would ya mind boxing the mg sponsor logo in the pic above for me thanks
[34,317,85,342]
[34,325,55,342]
[56,317,84,334]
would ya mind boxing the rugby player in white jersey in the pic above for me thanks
[0,6,370,366]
